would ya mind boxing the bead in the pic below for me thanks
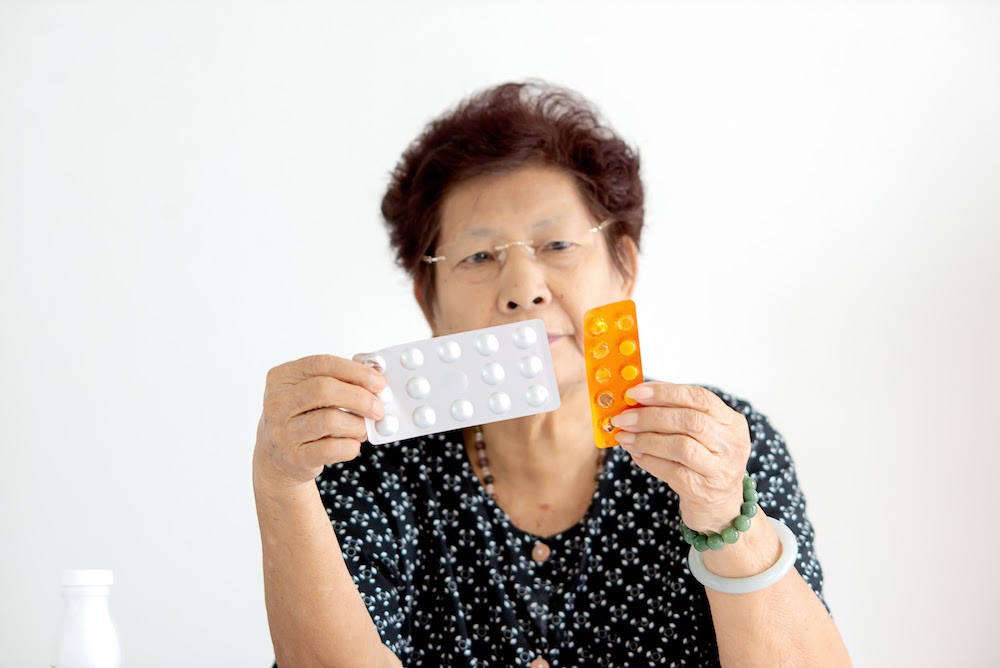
[721,527,739,544]
[743,488,759,504]
[734,514,751,532]
[743,475,757,492]
[483,474,494,484]
[741,502,758,518]
[693,535,709,552]
[682,527,699,545]
[707,534,725,550]
[531,542,551,563]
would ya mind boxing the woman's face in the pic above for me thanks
[418,165,637,392]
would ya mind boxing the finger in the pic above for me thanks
[271,355,386,393]
[285,407,368,446]
[297,437,363,469]
[624,382,731,420]
[289,375,384,420]
[610,407,722,452]
[615,432,717,476]
[623,450,690,492]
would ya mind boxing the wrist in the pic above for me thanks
[252,454,318,505]
[699,505,781,578]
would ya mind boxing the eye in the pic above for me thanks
[542,240,575,252]
[461,250,495,265]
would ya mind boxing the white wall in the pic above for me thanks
[2,1,998,666]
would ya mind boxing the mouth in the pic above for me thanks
[547,333,564,344]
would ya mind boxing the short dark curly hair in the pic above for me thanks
[381,81,645,309]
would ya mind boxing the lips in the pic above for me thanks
[547,333,564,343]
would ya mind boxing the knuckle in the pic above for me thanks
[683,410,706,434]
[688,386,710,410]
[321,409,346,435]
[681,436,700,463]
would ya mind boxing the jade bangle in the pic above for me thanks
[687,516,799,594]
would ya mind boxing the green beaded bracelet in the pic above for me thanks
[680,472,758,552]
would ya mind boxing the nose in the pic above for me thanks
[496,249,552,313]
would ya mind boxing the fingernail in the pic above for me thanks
[615,432,636,445]
[372,398,385,419]
[611,411,638,428]
[626,384,653,400]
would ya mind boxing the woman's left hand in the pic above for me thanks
[611,382,752,534]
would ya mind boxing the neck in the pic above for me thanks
[465,380,600,509]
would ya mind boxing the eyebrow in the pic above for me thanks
[463,217,559,238]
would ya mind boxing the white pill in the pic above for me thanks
[488,392,512,414]
[412,406,436,428]
[437,340,461,363]
[525,384,549,407]
[376,386,394,404]
[405,376,431,399]
[400,347,424,370]
[450,399,474,422]
[375,414,399,437]
[475,333,499,356]
[513,326,537,348]
[481,362,505,385]
[519,355,543,378]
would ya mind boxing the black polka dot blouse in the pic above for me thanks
[291,385,828,667]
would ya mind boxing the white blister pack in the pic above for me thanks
[362,319,561,444]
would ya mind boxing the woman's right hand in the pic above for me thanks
[253,354,387,493]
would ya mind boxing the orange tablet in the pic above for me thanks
[583,299,644,448]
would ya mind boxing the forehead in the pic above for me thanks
[437,165,595,241]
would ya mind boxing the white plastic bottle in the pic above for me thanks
[52,569,123,668]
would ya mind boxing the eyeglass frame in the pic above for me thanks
[422,218,619,266]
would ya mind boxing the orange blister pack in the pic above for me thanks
[583,299,643,448]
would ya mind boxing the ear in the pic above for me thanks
[413,278,438,335]
[618,235,639,298]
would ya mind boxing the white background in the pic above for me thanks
[1,1,998,666]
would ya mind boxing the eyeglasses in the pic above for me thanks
[423,219,618,282]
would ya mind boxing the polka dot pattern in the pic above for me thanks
[293,385,828,667]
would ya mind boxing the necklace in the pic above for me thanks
[472,425,608,501]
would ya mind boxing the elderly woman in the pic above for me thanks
[253,82,850,667]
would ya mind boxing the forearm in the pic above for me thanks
[700,510,851,668]
[255,473,401,668]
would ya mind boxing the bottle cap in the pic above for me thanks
[61,569,114,587]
